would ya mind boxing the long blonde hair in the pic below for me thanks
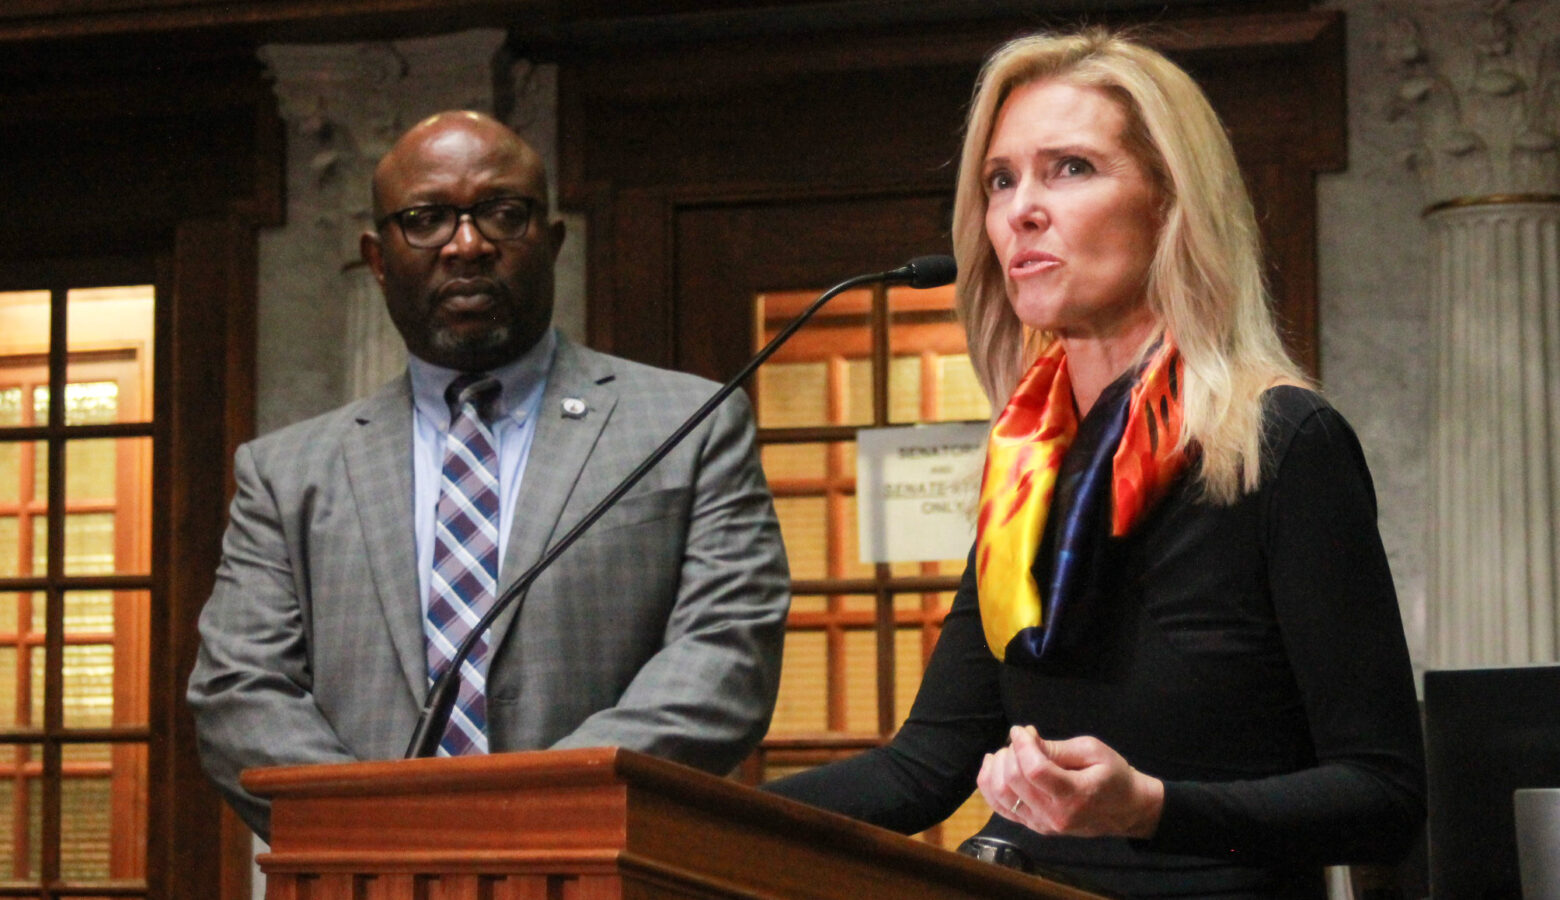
[954,29,1309,504]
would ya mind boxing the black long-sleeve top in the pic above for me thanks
[767,387,1425,899]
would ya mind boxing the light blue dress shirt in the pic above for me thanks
[408,329,555,614]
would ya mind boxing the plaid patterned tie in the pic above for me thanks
[425,373,502,756]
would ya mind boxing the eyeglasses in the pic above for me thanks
[377,196,542,249]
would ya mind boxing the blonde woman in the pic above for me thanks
[767,30,1424,898]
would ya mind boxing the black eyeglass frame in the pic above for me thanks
[375,195,544,248]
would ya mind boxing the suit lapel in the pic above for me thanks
[490,337,618,643]
[343,377,428,701]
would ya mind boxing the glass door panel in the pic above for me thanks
[752,277,992,850]
[0,283,152,896]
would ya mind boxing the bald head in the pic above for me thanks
[371,111,549,220]
[361,110,565,372]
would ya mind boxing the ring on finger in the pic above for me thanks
[1010,797,1024,814]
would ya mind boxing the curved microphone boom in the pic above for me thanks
[405,254,957,759]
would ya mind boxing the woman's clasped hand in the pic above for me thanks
[980,725,1164,840]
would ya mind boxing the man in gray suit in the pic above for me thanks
[187,110,789,839]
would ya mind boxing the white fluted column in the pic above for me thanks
[1427,200,1560,665]
[1386,0,1560,666]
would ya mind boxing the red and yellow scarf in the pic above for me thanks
[975,339,1187,664]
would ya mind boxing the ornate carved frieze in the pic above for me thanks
[1384,0,1560,203]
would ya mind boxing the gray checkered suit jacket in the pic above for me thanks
[186,333,790,839]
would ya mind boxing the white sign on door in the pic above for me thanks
[856,423,988,563]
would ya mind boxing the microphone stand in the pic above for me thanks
[405,255,957,759]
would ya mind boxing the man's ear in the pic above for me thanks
[547,219,566,262]
[360,230,387,287]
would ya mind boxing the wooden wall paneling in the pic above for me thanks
[602,189,675,368]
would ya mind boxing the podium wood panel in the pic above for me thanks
[242,747,1107,900]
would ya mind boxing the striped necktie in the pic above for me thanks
[424,373,502,756]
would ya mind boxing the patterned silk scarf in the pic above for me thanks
[975,339,1187,665]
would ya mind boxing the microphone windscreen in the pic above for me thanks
[905,255,957,288]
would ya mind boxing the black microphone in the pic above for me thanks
[885,254,958,289]
[404,254,958,759]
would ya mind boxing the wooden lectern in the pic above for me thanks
[243,747,1110,900]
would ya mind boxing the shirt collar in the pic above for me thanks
[407,328,557,428]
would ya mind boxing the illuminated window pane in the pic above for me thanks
[760,443,826,482]
[29,651,43,728]
[62,514,114,577]
[772,630,826,732]
[31,382,124,430]
[0,749,44,878]
[0,593,40,730]
[0,779,13,878]
[0,388,20,426]
[839,595,874,614]
[64,592,113,635]
[30,438,45,504]
[0,776,32,879]
[789,596,826,614]
[842,629,877,733]
[773,497,826,580]
[63,645,114,729]
[67,285,153,425]
[0,290,50,342]
[756,362,827,428]
[61,775,110,879]
[62,740,142,882]
[755,278,978,805]
[843,359,873,426]
[65,383,117,427]
[2,281,154,891]
[97,744,147,880]
[886,355,922,424]
[31,517,45,575]
[65,591,146,729]
[0,288,52,422]
[938,354,991,420]
[0,518,16,578]
[69,437,149,578]
[0,646,16,727]
[0,443,18,505]
[66,439,116,501]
